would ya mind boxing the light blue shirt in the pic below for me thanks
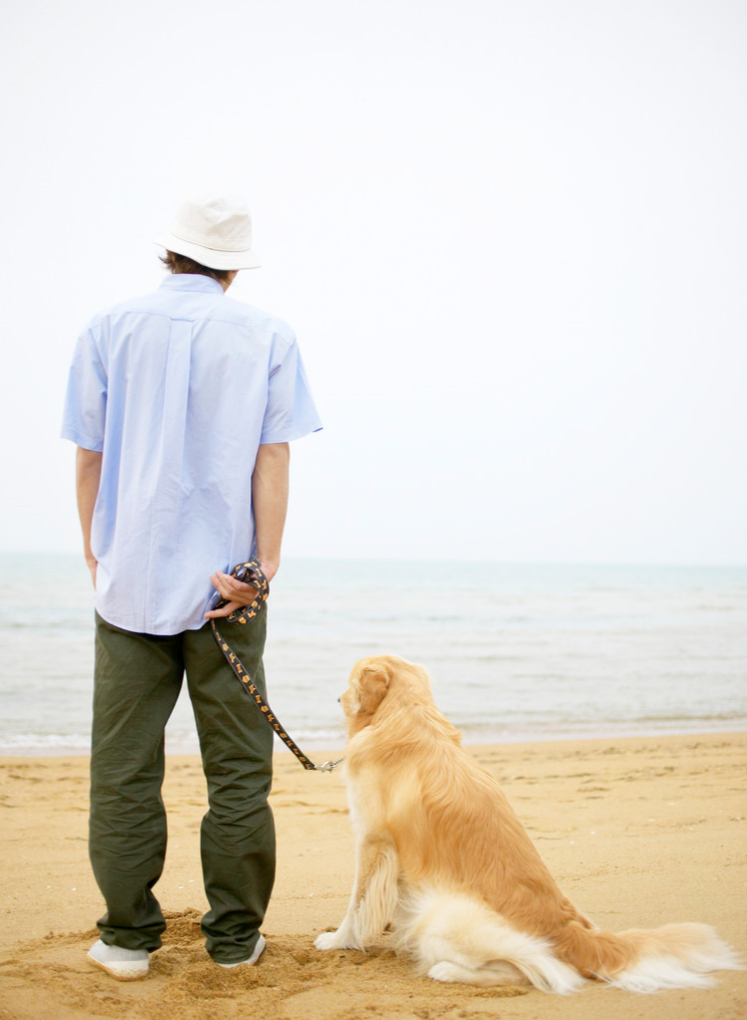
[62,273,322,635]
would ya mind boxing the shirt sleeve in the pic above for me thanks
[260,334,323,444]
[60,325,108,451]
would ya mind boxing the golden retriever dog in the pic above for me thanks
[314,655,741,994]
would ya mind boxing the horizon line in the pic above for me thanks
[1,550,745,572]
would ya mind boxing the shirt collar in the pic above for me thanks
[159,274,225,296]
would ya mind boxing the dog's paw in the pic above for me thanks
[315,930,359,951]
[428,961,466,983]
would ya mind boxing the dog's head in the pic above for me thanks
[341,657,393,729]
[340,655,434,736]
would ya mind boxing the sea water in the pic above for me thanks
[0,554,745,754]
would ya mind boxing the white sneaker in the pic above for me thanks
[216,933,266,968]
[87,938,150,980]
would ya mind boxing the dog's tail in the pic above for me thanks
[555,920,742,993]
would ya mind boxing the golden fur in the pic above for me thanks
[315,655,741,994]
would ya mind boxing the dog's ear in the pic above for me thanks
[358,661,392,717]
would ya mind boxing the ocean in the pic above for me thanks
[1,554,745,755]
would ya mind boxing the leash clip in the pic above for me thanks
[315,758,345,773]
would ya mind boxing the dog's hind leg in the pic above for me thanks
[428,959,531,988]
[401,892,586,994]
[315,835,399,951]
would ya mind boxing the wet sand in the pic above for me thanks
[0,731,745,1020]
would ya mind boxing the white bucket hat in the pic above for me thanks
[155,193,261,270]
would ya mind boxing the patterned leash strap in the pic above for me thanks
[209,560,344,773]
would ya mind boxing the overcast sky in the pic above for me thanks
[2,0,745,566]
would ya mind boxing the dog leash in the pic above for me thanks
[209,560,344,773]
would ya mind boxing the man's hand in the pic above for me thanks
[87,556,98,589]
[204,562,278,620]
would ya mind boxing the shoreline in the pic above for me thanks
[1,730,745,1020]
[2,717,746,757]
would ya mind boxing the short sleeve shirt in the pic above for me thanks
[61,273,322,635]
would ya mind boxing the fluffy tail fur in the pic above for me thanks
[557,920,743,993]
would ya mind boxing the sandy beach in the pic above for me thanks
[0,731,744,1020]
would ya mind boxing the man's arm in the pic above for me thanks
[76,446,103,588]
[206,442,290,618]
[251,441,290,581]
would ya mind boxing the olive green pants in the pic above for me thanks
[90,607,275,963]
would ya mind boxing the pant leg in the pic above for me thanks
[184,607,275,964]
[90,612,184,952]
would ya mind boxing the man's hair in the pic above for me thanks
[159,250,232,283]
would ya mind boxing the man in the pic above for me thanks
[61,194,322,979]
